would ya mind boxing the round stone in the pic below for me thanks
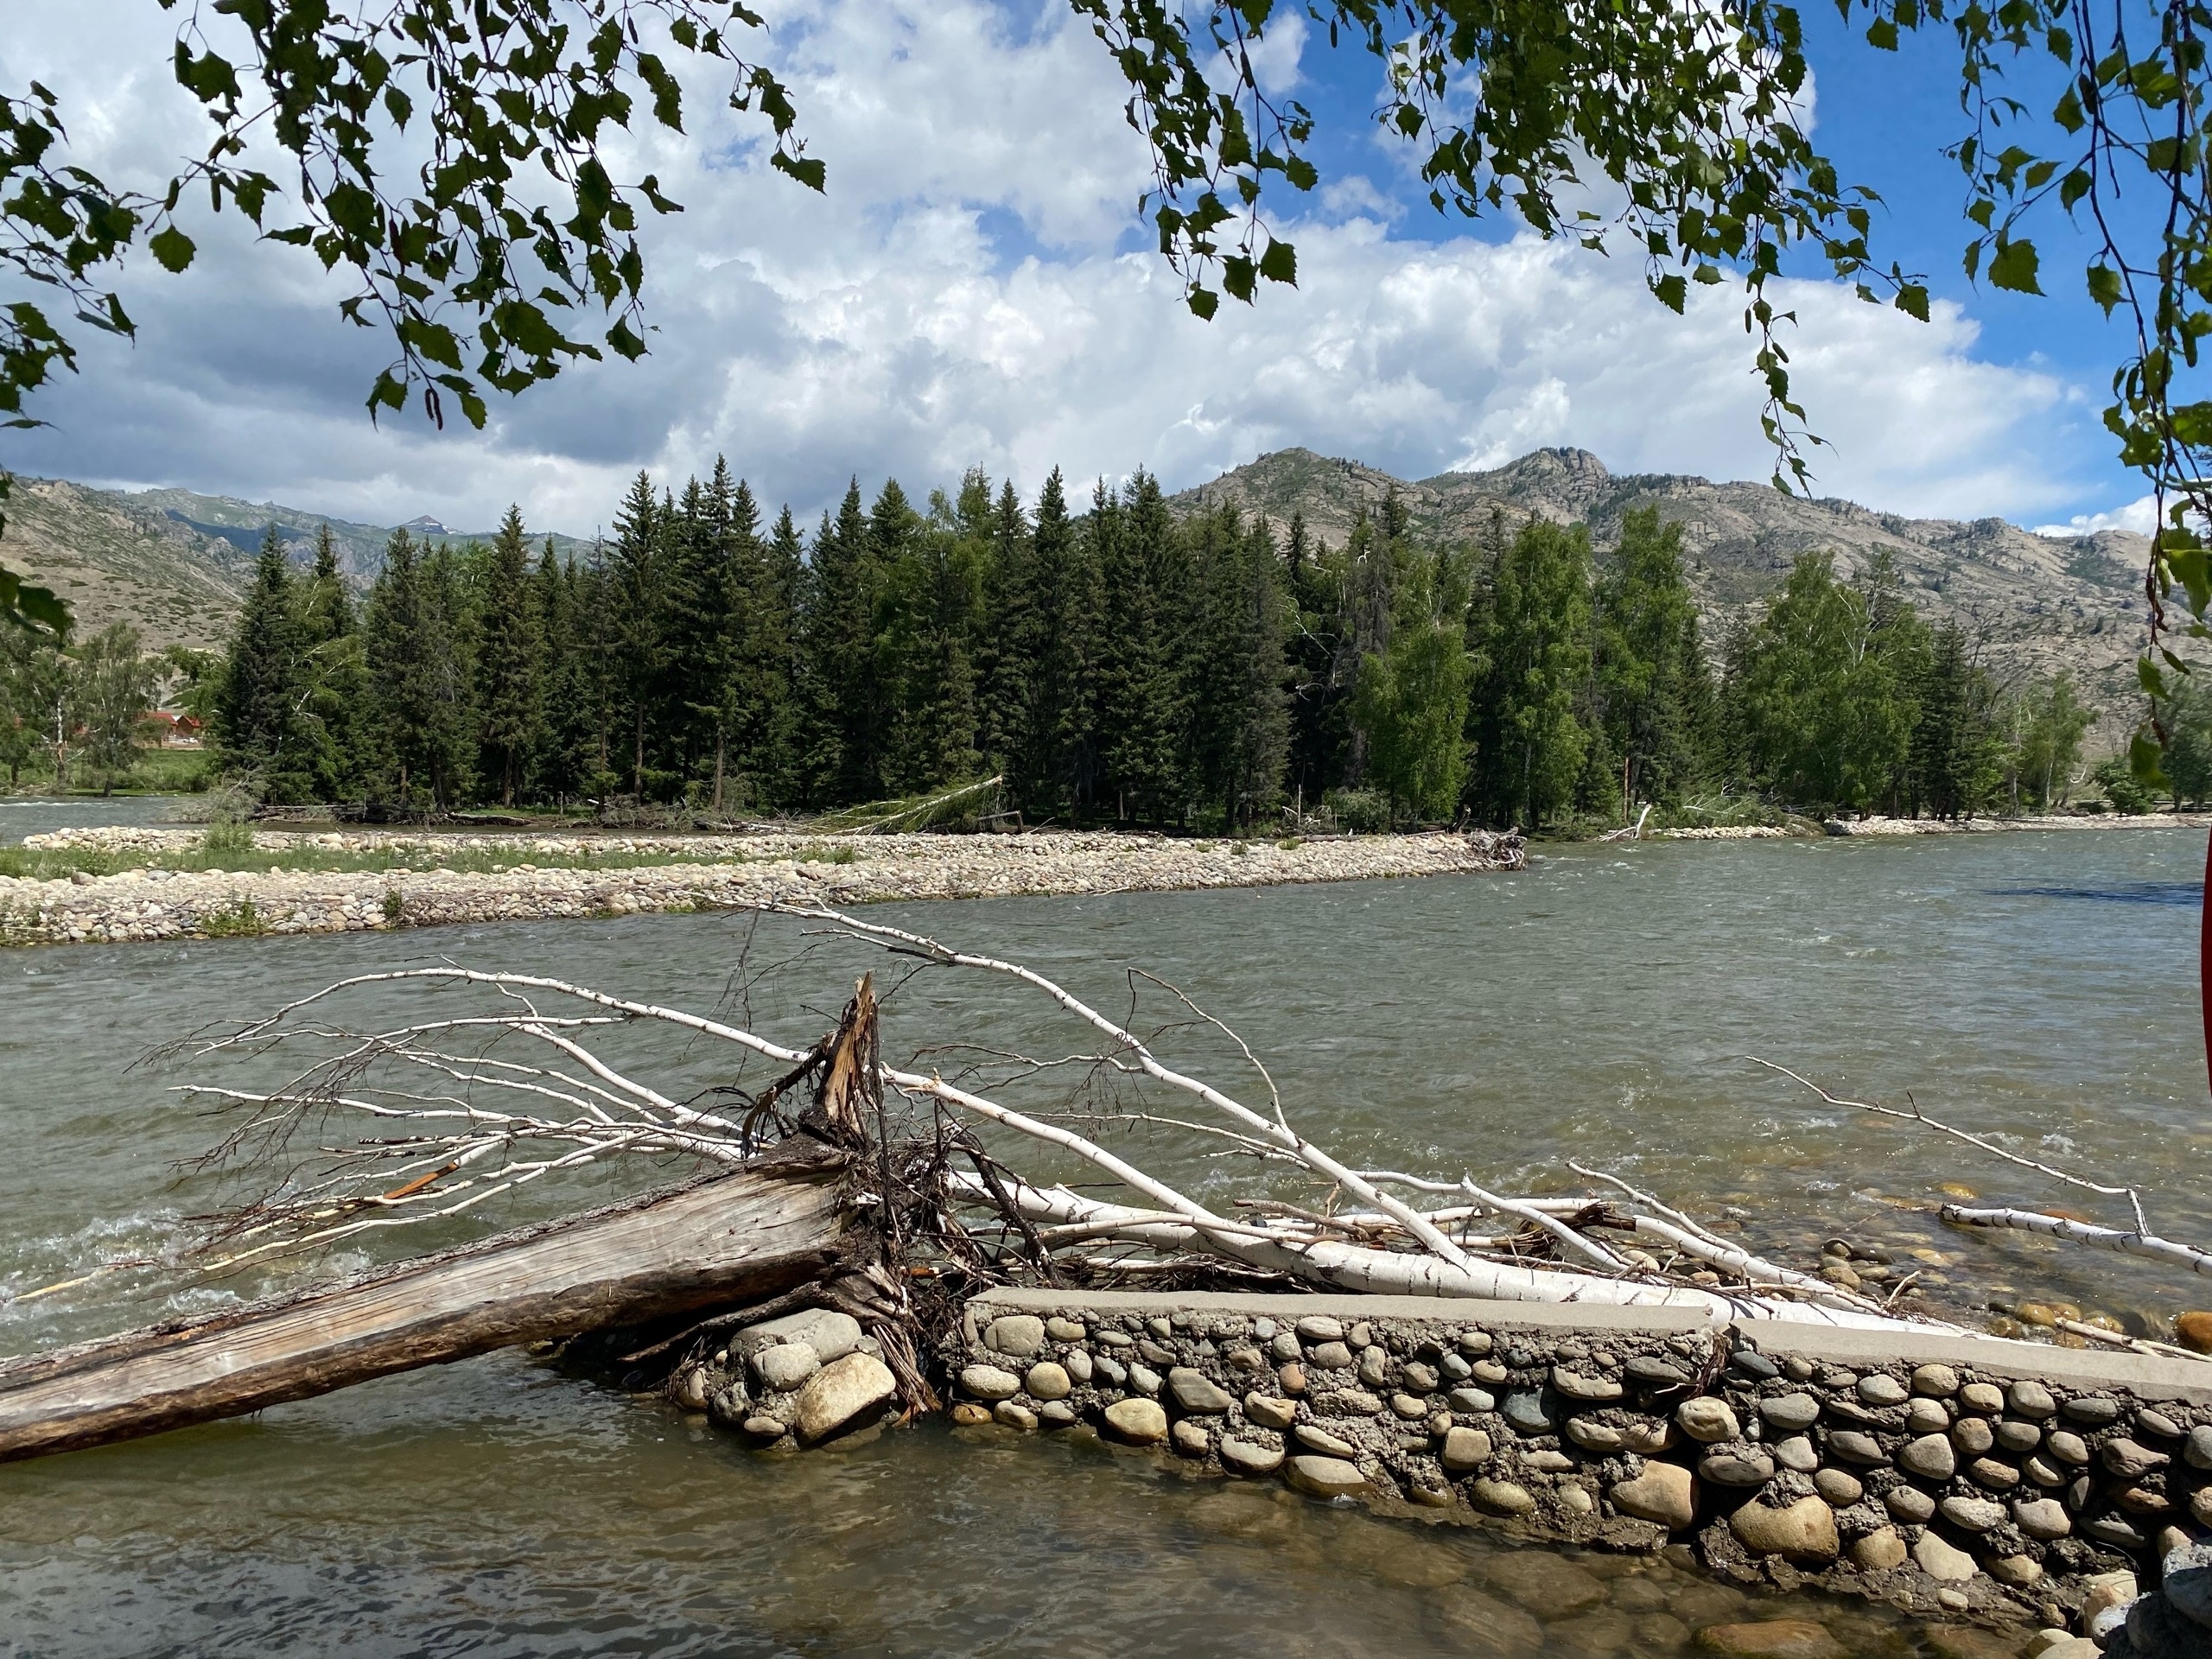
[994,1399,1039,1430]
[1772,1435,1818,1473]
[1694,1621,1847,1659]
[1295,1314,1344,1342]
[1103,1397,1168,1444]
[2047,1429,2089,1465]
[1448,1386,1495,1414]
[1503,1393,1555,1435]
[1989,1554,2044,1587]
[2013,1497,2071,1540]
[1760,1394,1822,1433]
[1244,1392,1296,1429]
[1608,1459,1694,1529]
[1827,1430,1887,1465]
[1898,1433,1957,1480]
[2137,1408,2183,1440]
[1467,1478,1535,1516]
[1677,1397,1739,1443]
[1850,1527,1908,1572]
[1913,1530,1979,1582]
[1024,1362,1071,1402]
[1885,1485,1936,1523]
[1294,1422,1358,1458]
[1995,1418,2042,1453]
[2007,1379,2056,1419]
[1629,1354,1692,1386]
[1219,1436,1283,1476]
[2178,1310,2212,1352]
[1728,1496,1840,1560]
[1391,1393,1429,1421]
[1950,1416,1994,1456]
[1552,1366,1623,1402]
[1045,1316,1086,1342]
[1285,1454,1366,1499]
[958,1363,1023,1402]
[1905,1398,1952,1435]
[1812,1467,1863,1505]
[948,1402,991,1427]
[1167,1367,1234,1414]
[753,1343,821,1392]
[1566,1419,1623,1453]
[1938,1495,2005,1532]
[2062,1395,2120,1426]
[1039,1401,1077,1427]
[1967,1457,2019,1491]
[1857,1373,1909,1406]
[1959,1382,2005,1414]
[1457,1329,1493,1357]
[984,1314,1046,1358]
[1911,1363,1961,1398]
[1170,1418,1210,1456]
[2102,1438,2170,1479]
[1441,1425,1493,1473]
[1700,1447,1777,1487]
[1307,1341,1353,1370]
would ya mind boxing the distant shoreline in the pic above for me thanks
[0,827,1524,948]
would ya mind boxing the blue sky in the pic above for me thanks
[0,1,2156,537]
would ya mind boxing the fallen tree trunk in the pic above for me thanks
[0,1166,849,1464]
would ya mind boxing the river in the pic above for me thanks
[2,826,2206,1656]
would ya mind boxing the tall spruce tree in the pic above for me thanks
[797,480,883,805]
[1097,472,1182,822]
[1032,467,1103,818]
[475,506,542,805]
[214,526,316,802]
[298,522,372,801]
[608,473,671,798]
[365,528,472,807]
[978,480,1044,808]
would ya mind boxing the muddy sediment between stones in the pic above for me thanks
[684,1288,2212,1643]
[0,828,1524,947]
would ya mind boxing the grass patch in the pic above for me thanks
[199,896,265,938]
[0,841,767,884]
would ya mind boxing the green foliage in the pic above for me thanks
[1321,787,1392,835]
[198,895,265,939]
[1726,552,1927,814]
[2093,754,2157,814]
[2012,674,2096,810]
[1469,517,1593,830]
[2160,677,2212,807]
[68,624,158,792]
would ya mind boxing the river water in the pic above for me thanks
[3,827,2207,1657]
[0,796,188,846]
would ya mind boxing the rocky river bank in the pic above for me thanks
[676,1288,2212,1659]
[0,827,1525,947]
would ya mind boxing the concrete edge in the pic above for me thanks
[969,1287,2212,1402]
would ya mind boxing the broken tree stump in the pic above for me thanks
[0,1166,849,1463]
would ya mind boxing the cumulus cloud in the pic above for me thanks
[0,0,2107,537]
[2034,496,2159,537]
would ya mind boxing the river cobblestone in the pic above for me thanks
[0,827,1524,948]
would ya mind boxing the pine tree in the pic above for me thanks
[796,480,884,804]
[298,523,372,801]
[365,529,472,807]
[529,542,585,801]
[1909,620,2003,819]
[608,472,671,799]
[978,480,1043,806]
[740,502,804,807]
[214,526,316,802]
[475,506,542,805]
[1097,472,1181,822]
[1032,467,1103,818]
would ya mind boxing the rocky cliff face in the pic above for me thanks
[1173,448,2151,725]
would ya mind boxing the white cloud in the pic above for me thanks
[2034,495,2158,537]
[0,0,2110,537]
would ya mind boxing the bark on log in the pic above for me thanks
[0,1167,849,1464]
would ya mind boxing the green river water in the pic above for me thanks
[3,826,2208,1657]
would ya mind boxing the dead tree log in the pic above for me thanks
[0,1167,849,1464]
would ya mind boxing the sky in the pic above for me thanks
[0,1,2157,538]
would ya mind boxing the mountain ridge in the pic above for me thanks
[1169,447,2150,727]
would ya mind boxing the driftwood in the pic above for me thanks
[9,899,2204,1466]
[0,1167,847,1463]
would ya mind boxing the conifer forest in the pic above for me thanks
[37,463,2131,828]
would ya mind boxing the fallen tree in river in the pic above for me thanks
[2,901,2203,1465]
